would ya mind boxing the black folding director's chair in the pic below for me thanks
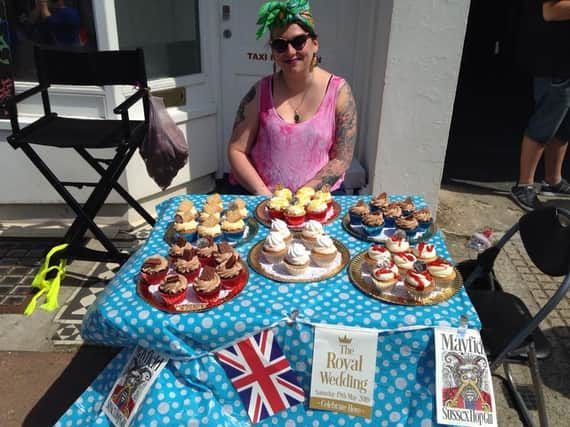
[457,206,570,427]
[2,46,155,267]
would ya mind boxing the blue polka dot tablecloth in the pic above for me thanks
[56,195,481,427]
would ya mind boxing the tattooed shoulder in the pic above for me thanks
[233,85,257,130]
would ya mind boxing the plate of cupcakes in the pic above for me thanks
[255,185,342,231]
[165,195,258,248]
[342,193,436,244]
[347,239,461,306]
[247,219,350,283]
[137,240,249,313]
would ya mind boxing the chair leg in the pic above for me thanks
[527,345,549,427]
[502,362,538,427]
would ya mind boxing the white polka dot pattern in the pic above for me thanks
[58,195,481,426]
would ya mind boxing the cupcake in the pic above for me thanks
[195,236,218,267]
[216,255,245,290]
[363,244,392,268]
[427,258,456,284]
[385,233,410,253]
[215,241,240,266]
[283,242,311,275]
[199,203,222,223]
[174,200,198,223]
[413,208,433,231]
[382,203,402,227]
[300,220,324,249]
[283,204,306,227]
[392,252,417,276]
[362,212,385,237]
[412,242,437,262]
[270,218,293,243]
[205,193,224,211]
[313,185,333,208]
[399,197,416,216]
[229,198,249,220]
[158,273,188,306]
[173,218,198,242]
[173,248,201,282]
[261,231,288,264]
[370,260,400,292]
[306,198,328,223]
[267,196,290,220]
[293,193,312,208]
[168,237,193,262]
[295,186,315,200]
[197,216,222,242]
[193,265,221,303]
[405,262,435,302]
[140,255,169,285]
[369,192,389,213]
[310,235,338,268]
[348,200,370,226]
[395,215,419,238]
[273,184,293,201]
[221,209,246,242]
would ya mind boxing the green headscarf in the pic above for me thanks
[256,0,316,40]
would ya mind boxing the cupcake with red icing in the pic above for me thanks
[392,252,417,277]
[158,273,188,306]
[405,262,435,302]
[412,242,437,262]
[385,232,410,254]
[363,244,392,268]
[427,258,456,284]
[140,255,169,285]
[370,260,400,292]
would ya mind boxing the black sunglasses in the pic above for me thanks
[269,34,311,53]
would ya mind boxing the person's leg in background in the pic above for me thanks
[511,78,570,210]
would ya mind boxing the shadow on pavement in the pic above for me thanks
[23,345,121,427]
[540,327,570,400]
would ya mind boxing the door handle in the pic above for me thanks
[223,29,232,39]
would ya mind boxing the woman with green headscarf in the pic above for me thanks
[227,0,357,196]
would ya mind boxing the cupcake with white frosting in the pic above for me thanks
[310,235,338,268]
[262,232,288,264]
[283,242,311,275]
[300,220,324,249]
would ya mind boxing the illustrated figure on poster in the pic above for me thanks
[442,352,493,412]
[110,366,153,419]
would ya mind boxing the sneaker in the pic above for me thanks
[540,178,570,197]
[510,185,543,211]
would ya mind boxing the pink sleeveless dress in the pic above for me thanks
[239,74,345,193]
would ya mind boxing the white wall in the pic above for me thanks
[369,0,470,211]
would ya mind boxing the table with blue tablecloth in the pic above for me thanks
[55,194,481,427]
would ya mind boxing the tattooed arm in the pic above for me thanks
[303,81,357,190]
[227,82,272,196]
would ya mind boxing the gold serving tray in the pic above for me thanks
[348,250,462,306]
[341,214,436,245]
[254,199,342,230]
[248,236,350,283]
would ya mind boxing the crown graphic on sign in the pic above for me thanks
[338,334,352,344]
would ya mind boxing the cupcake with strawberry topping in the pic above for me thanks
[405,261,435,302]
[370,260,400,292]
[427,258,456,284]
[412,242,437,262]
[363,244,392,268]
[392,252,418,277]
[385,232,410,254]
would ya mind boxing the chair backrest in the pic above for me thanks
[34,46,148,87]
[519,206,570,277]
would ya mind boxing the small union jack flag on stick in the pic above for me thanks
[215,329,305,424]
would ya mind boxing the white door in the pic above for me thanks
[218,0,361,173]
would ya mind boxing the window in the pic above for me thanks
[5,0,97,81]
[115,0,201,80]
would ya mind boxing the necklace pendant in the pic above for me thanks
[294,111,300,123]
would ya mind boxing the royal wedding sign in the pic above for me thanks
[435,327,497,427]
[103,346,168,427]
[309,324,378,419]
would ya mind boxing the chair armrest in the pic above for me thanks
[113,89,145,115]
[0,84,46,109]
